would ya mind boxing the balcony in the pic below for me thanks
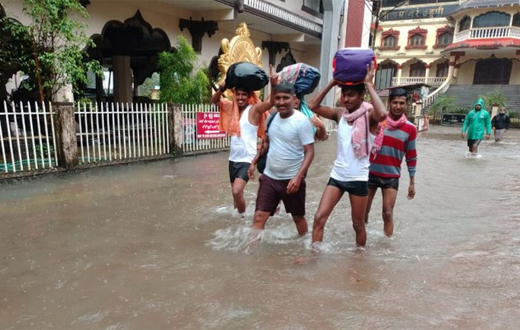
[392,77,446,88]
[454,26,520,43]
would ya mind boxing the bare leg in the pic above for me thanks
[231,178,247,214]
[365,186,377,224]
[250,210,270,240]
[312,185,343,244]
[381,188,398,236]
[291,215,308,236]
[349,194,368,247]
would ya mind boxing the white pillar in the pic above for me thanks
[113,55,133,103]
[396,65,403,85]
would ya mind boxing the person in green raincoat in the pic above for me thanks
[461,98,491,156]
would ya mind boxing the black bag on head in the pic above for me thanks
[225,62,269,91]
[257,113,277,174]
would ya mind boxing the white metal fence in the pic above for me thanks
[0,101,57,173]
[182,104,231,153]
[75,102,170,164]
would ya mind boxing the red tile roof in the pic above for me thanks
[444,38,520,52]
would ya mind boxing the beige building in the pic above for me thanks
[2,0,346,104]
[373,0,520,110]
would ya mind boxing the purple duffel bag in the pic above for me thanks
[333,48,376,85]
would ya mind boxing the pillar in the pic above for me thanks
[179,18,219,54]
[53,102,78,169]
[396,65,403,86]
[168,103,183,155]
[262,41,290,67]
[424,64,431,84]
[113,55,133,104]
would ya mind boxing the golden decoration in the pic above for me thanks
[218,22,264,97]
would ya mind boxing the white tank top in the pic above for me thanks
[229,105,258,163]
[330,116,375,182]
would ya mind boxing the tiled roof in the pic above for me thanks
[449,0,520,16]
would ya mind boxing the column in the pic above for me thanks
[179,18,219,54]
[168,103,183,155]
[113,55,133,104]
[261,41,290,67]
[424,64,431,84]
[396,65,403,86]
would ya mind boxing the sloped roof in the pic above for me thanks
[449,0,520,16]
[443,38,520,52]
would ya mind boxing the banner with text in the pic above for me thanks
[196,112,226,139]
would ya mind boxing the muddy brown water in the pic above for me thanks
[1,126,519,329]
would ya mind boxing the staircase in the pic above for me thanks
[442,85,520,111]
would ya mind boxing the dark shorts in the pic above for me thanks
[229,161,250,183]
[467,139,481,148]
[368,174,399,190]
[255,174,306,216]
[327,178,368,196]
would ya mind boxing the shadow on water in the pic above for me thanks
[1,126,520,329]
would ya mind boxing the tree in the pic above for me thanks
[17,0,101,102]
[158,36,209,104]
[428,95,457,115]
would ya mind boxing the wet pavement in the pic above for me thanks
[1,125,520,330]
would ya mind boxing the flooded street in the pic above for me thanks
[1,125,520,330]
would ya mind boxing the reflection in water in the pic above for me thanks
[1,126,520,329]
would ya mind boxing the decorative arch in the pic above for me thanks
[406,27,427,50]
[434,25,454,49]
[459,15,471,32]
[276,50,297,72]
[473,11,510,28]
[86,10,172,99]
[408,59,427,77]
[380,28,400,50]
[513,12,520,27]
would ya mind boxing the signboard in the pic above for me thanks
[380,4,458,21]
[441,113,466,126]
[196,112,226,139]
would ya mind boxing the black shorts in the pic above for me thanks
[229,161,250,183]
[368,174,399,190]
[327,178,368,196]
[255,174,306,216]
[467,139,481,148]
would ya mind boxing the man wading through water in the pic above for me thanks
[212,66,279,218]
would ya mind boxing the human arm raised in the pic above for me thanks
[211,82,226,105]
[365,63,387,123]
[250,65,280,123]
[307,80,341,122]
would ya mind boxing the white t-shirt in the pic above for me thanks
[229,105,258,163]
[330,116,375,182]
[264,110,315,180]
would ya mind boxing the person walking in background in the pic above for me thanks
[491,107,511,142]
[461,98,491,157]
[364,88,417,237]
[308,64,387,249]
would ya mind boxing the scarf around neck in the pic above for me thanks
[343,101,371,159]
[371,113,408,157]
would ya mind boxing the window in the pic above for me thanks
[473,11,510,28]
[459,16,471,31]
[434,26,454,49]
[302,0,323,17]
[410,62,426,77]
[514,13,520,27]
[383,35,397,48]
[410,34,425,46]
[406,26,427,49]
[436,61,449,77]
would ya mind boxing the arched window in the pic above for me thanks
[437,32,453,46]
[513,13,520,27]
[473,11,510,28]
[383,35,397,48]
[436,61,449,77]
[410,62,426,77]
[406,27,427,49]
[459,16,471,31]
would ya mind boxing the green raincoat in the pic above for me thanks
[462,98,492,140]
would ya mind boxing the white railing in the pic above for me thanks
[75,102,169,164]
[454,26,520,42]
[392,77,446,87]
[0,101,57,173]
[244,0,323,34]
[423,78,451,109]
[182,104,231,154]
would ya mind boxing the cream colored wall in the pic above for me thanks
[457,60,476,84]
[264,0,323,24]
[510,61,520,84]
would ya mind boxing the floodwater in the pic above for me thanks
[1,125,519,330]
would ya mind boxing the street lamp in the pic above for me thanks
[370,0,408,50]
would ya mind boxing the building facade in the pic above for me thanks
[2,0,345,103]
